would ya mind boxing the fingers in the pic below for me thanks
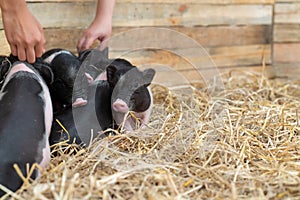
[77,33,110,53]
[13,46,41,63]
[10,44,17,57]
[83,37,94,51]
[76,36,85,53]
[99,37,109,51]
[27,46,37,63]
[9,40,45,64]
[17,46,26,62]
[1,4,46,63]
[7,27,45,63]
[77,35,95,53]
[35,41,46,58]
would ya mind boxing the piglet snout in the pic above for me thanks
[112,99,129,113]
[72,98,88,108]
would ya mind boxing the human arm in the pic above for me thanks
[0,0,45,63]
[77,0,115,52]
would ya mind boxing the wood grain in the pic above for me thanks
[273,63,300,80]
[0,25,271,54]
[0,0,277,81]
[275,2,300,24]
[274,24,300,42]
[26,0,274,4]
[0,2,273,29]
[112,3,272,27]
[273,43,300,63]
[110,45,270,69]
[151,65,271,87]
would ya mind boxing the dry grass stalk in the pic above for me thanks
[2,68,300,200]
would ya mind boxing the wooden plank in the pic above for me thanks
[273,43,300,63]
[164,25,272,47]
[274,24,300,42]
[57,25,272,48]
[110,45,271,69]
[216,65,271,75]
[275,2,300,24]
[29,2,94,29]
[274,1,300,75]
[208,44,271,67]
[79,25,272,48]
[272,63,300,80]
[44,28,83,51]
[45,27,270,66]
[275,0,298,3]
[26,0,275,4]
[0,25,272,55]
[151,65,271,87]
[0,2,95,29]
[0,3,273,29]
[108,27,271,50]
[112,3,272,26]
[108,27,271,68]
[26,0,95,2]
[0,29,87,56]
[0,30,271,69]
[0,28,84,55]
[116,0,274,4]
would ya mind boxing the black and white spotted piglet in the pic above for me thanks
[106,59,155,131]
[0,62,53,197]
[79,49,155,131]
[42,49,89,111]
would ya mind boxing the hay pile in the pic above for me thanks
[5,69,300,199]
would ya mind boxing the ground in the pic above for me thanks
[5,69,300,200]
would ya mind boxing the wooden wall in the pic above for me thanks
[0,0,298,83]
[273,0,300,79]
[108,0,274,84]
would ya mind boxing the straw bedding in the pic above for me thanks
[4,68,300,200]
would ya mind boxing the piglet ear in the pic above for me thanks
[33,59,54,85]
[143,68,155,86]
[100,47,109,59]
[78,49,92,62]
[85,73,94,84]
[106,65,118,87]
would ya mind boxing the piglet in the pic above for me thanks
[109,61,155,131]
[79,49,155,131]
[78,47,111,83]
[0,62,53,197]
[87,56,155,131]
[50,65,119,147]
[42,49,88,111]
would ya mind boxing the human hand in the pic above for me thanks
[77,19,112,52]
[1,1,45,63]
[77,0,114,53]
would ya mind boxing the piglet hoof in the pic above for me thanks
[72,98,88,108]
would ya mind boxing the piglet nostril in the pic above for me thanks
[112,99,129,113]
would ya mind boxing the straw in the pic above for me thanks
[4,67,300,199]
